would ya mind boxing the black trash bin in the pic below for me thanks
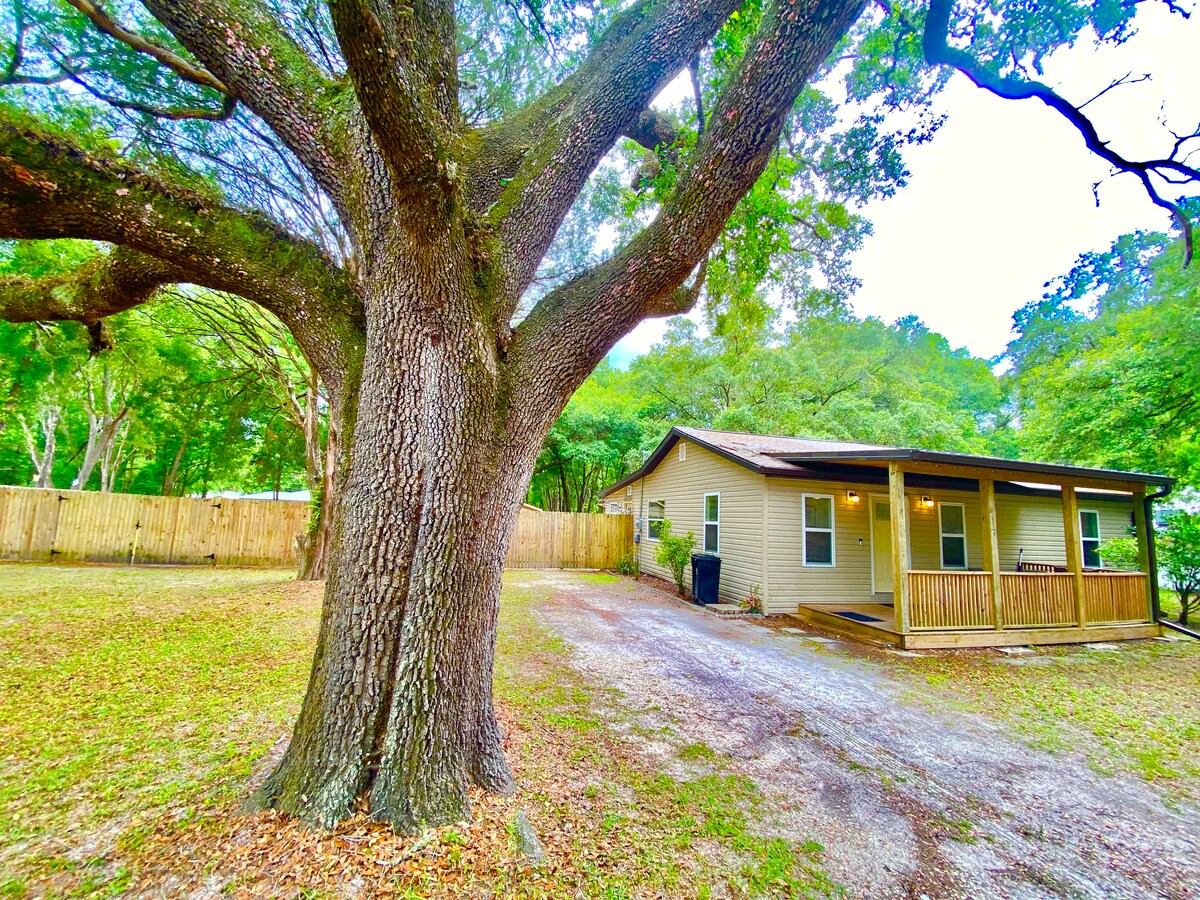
[691,553,721,605]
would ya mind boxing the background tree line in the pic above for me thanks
[0,240,327,501]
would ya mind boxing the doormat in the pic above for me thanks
[835,611,884,623]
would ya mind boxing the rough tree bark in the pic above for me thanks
[0,0,867,829]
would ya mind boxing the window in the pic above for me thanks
[704,494,720,554]
[802,494,835,566]
[939,502,967,569]
[648,500,665,541]
[626,485,632,498]
[679,441,687,461]
[1080,510,1101,568]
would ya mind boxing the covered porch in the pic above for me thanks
[786,455,1164,649]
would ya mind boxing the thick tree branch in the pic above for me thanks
[0,246,186,325]
[623,109,683,155]
[62,0,228,92]
[921,0,1198,263]
[508,0,867,425]
[479,0,747,314]
[0,119,364,396]
[326,0,456,202]
[328,0,457,199]
[137,0,355,216]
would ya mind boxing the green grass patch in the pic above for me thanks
[677,742,718,762]
[576,572,621,585]
[885,638,1200,795]
[0,565,314,874]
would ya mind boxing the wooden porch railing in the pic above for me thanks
[909,571,993,630]
[907,570,1151,632]
[1083,572,1149,624]
[1000,573,1075,627]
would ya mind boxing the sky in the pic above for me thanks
[608,3,1199,366]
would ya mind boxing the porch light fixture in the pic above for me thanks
[920,496,935,508]
[846,490,860,503]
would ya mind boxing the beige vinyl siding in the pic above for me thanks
[765,480,873,614]
[996,493,1133,570]
[632,441,765,604]
[766,483,989,614]
[907,490,985,571]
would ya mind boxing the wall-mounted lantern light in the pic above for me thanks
[846,490,861,503]
[920,496,935,508]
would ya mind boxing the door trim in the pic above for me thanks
[869,492,890,595]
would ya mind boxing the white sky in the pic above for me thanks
[609,4,1199,365]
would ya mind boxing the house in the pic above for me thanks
[599,427,1173,649]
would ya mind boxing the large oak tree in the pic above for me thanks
[1,0,1197,829]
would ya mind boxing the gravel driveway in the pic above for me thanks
[528,571,1200,899]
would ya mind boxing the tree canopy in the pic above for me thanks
[1009,224,1200,488]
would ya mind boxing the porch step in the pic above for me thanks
[704,602,756,618]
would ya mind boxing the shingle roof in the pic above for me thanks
[598,426,1173,498]
[670,426,892,475]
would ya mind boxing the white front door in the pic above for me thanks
[871,496,893,593]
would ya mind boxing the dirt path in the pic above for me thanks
[528,572,1200,899]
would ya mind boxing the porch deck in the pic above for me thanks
[794,570,1162,649]
[793,602,1159,648]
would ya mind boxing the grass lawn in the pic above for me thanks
[877,633,1200,795]
[0,565,841,899]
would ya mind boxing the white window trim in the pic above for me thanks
[1080,508,1102,569]
[938,501,968,570]
[648,500,665,542]
[703,492,720,554]
[802,493,836,567]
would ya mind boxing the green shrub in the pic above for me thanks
[654,519,695,594]
[1097,536,1139,571]
[617,547,639,576]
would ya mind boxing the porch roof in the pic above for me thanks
[598,427,1173,498]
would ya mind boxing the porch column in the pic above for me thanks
[1133,488,1154,622]
[1061,482,1086,628]
[889,462,911,633]
[979,479,1003,630]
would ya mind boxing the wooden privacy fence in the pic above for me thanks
[0,486,634,570]
[0,485,309,566]
[506,510,633,569]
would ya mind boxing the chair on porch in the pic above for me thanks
[1016,561,1064,573]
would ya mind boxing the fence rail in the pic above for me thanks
[1000,572,1077,628]
[1084,572,1149,624]
[0,486,634,571]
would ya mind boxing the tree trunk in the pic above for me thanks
[297,379,336,581]
[21,407,59,488]
[252,235,541,830]
[162,436,188,496]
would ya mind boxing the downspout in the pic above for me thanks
[1145,483,1200,640]
[638,456,646,570]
